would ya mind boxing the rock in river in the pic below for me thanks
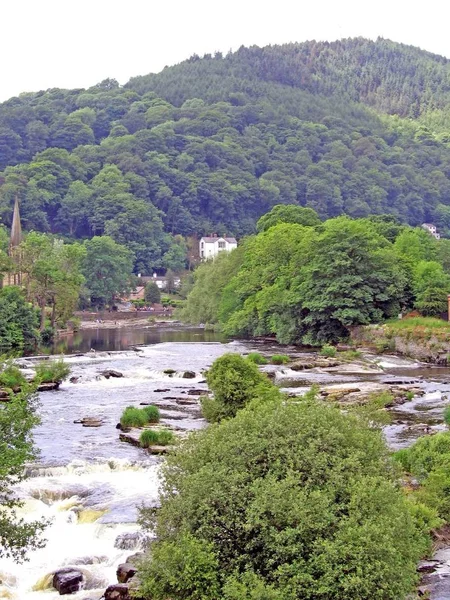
[117,562,137,583]
[52,568,84,595]
[100,370,124,379]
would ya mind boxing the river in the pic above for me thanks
[1,327,450,599]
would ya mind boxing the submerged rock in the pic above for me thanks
[52,568,83,595]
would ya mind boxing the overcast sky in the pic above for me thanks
[2,0,450,102]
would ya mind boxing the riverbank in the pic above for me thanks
[78,317,179,330]
[351,318,450,365]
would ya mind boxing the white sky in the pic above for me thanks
[2,0,450,102]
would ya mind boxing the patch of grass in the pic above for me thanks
[120,406,149,428]
[140,428,175,448]
[142,405,160,423]
[34,359,70,384]
[247,353,268,365]
[339,350,363,360]
[385,317,450,330]
[405,391,415,402]
[270,354,290,365]
[319,344,336,358]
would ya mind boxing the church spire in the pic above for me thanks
[10,196,22,252]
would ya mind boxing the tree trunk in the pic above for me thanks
[51,301,56,329]
[40,299,46,331]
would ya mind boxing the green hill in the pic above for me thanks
[2,38,450,271]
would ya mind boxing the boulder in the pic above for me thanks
[101,370,123,379]
[103,584,131,600]
[52,568,83,595]
[117,562,137,583]
[70,376,80,384]
[37,382,60,392]
[182,371,196,379]
[154,388,170,392]
[126,552,144,565]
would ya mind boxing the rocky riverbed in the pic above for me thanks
[1,334,450,599]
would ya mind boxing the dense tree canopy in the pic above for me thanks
[181,211,450,343]
[3,38,450,273]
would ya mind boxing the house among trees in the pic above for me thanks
[422,223,441,239]
[199,235,237,260]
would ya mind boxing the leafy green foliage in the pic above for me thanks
[246,352,268,365]
[204,353,271,421]
[270,354,290,364]
[0,364,46,560]
[120,406,149,428]
[0,363,27,390]
[256,205,321,232]
[394,432,450,520]
[139,428,175,448]
[144,282,161,304]
[33,359,70,384]
[139,385,427,599]
[0,286,39,350]
[320,344,337,357]
[4,39,450,265]
[184,216,421,344]
[121,405,161,428]
[142,404,160,423]
[82,236,134,307]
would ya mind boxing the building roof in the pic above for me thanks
[200,236,237,244]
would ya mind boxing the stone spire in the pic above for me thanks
[9,196,22,252]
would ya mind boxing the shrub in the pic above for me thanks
[246,352,268,365]
[139,392,427,600]
[142,405,160,423]
[444,405,450,428]
[205,354,271,421]
[320,344,337,357]
[34,359,70,384]
[270,354,289,365]
[120,406,149,428]
[0,363,27,389]
[394,431,450,520]
[140,428,175,448]
[139,429,159,447]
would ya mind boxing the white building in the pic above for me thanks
[199,235,238,259]
[422,223,441,239]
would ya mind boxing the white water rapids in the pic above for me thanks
[2,331,450,599]
[0,338,245,600]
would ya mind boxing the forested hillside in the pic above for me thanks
[3,38,450,272]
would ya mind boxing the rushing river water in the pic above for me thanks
[2,327,450,599]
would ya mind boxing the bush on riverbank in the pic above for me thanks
[34,359,70,384]
[140,428,175,448]
[203,354,272,422]
[120,405,161,428]
[394,432,450,521]
[139,382,429,600]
